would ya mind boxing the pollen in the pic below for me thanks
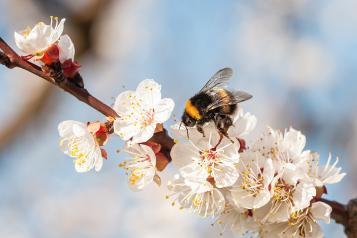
[240,170,264,196]
[67,140,89,161]
[21,27,32,37]
[200,149,218,161]
[129,169,144,185]
[273,180,294,202]
[192,195,203,208]
[75,157,87,167]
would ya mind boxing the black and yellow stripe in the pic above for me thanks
[185,100,203,120]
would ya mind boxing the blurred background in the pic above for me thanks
[0,0,356,237]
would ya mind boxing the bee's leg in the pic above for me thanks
[196,123,206,137]
[213,133,224,149]
[215,115,234,143]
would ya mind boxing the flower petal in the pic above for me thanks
[14,31,34,54]
[49,18,65,44]
[131,123,156,143]
[311,202,332,224]
[140,144,157,167]
[283,127,306,157]
[154,98,175,123]
[228,110,257,138]
[58,34,75,62]
[113,90,138,114]
[170,142,197,169]
[58,120,87,138]
[113,119,141,141]
[213,163,239,188]
[232,188,271,209]
[94,154,104,172]
[136,79,162,107]
[281,163,301,185]
[263,159,275,183]
[292,182,316,211]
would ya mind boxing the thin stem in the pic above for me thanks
[0,37,118,118]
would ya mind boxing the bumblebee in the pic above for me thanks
[181,67,252,140]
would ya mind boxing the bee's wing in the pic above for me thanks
[205,90,252,112]
[199,68,233,93]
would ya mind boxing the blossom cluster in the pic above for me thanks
[13,17,175,189]
[13,17,346,238]
[168,117,345,237]
[58,78,174,189]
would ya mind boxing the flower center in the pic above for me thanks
[240,169,264,197]
[200,149,218,161]
[123,94,156,129]
[286,209,314,238]
[273,179,294,202]
[200,149,219,179]
[141,109,155,127]
[119,153,153,186]
[63,138,92,170]
[68,140,88,159]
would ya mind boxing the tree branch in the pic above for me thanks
[319,198,357,238]
[0,37,118,118]
[1,37,356,238]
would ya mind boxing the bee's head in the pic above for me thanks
[181,113,196,127]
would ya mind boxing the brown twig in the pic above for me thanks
[0,37,118,118]
[319,198,357,238]
[1,37,356,238]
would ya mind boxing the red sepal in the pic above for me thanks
[101,148,108,160]
[62,59,81,78]
[87,122,109,146]
[40,44,59,65]
[142,141,162,154]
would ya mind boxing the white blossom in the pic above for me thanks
[251,127,311,171]
[14,16,65,58]
[167,175,225,217]
[230,152,274,209]
[254,178,316,223]
[58,120,103,173]
[171,131,240,191]
[260,202,331,238]
[113,79,174,144]
[307,152,346,187]
[119,144,157,191]
[215,193,258,236]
